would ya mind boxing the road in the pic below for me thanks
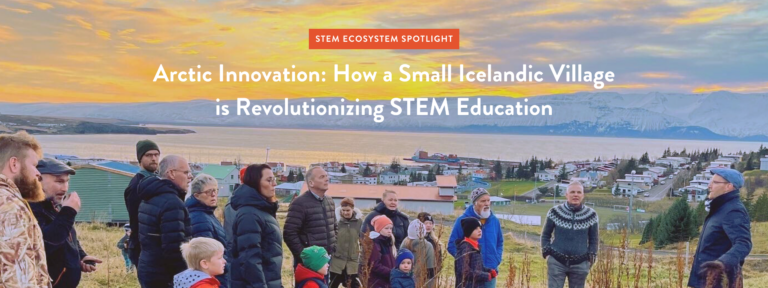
[520,180,556,198]
[639,170,691,202]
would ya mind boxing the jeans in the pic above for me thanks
[483,277,497,288]
[330,270,360,288]
[546,257,591,288]
[122,251,133,271]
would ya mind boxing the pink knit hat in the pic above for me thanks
[372,215,393,233]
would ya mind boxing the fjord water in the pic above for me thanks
[34,126,766,167]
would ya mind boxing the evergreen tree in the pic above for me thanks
[493,160,503,181]
[653,212,668,249]
[297,170,304,181]
[516,166,525,179]
[505,167,513,179]
[656,198,698,247]
[458,164,463,176]
[694,200,707,228]
[640,217,655,245]
[287,170,295,182]
[478,159,484,167]
[427,169,436,182]
[612,183,621,196]
[341,165,347,173]
[753,193,768,222]
[554,185,562,197]
[557,165,568,182]
[640,152,650,165]
[744,178,756,219]
[390,158,401,173]
[363,164,372,177]
[745,154,754,171]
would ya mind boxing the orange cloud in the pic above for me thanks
[672,4,746,25]
[66,15,94,30]
[0,5,31,13]
[118,29,136,36]
[96,30,111,40]
[693,83,768,93]
[639,72,684,79]
[0,26,17,43]
[14,0,54,10]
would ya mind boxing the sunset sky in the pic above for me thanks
[1,0,767,103]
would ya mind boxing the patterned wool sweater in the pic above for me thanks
[540,203,599,265]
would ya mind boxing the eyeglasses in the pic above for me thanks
[196,188,218,196]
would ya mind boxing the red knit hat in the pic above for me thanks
[372,215,393,233]
[239,167,247,183]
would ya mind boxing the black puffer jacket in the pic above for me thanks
[230,184,283,288]
[283,191,338,262]
[125,170,154,266]
[186,196,229,288]
[137,176,191,287]
[30,198,87,288]
[362,202,410,248]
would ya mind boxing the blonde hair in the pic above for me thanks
[0,131,42,168]
[180,237,224,270]
[382,190,397,199]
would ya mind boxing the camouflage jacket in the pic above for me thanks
[0,174,52,288]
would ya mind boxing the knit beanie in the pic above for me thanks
[300,246,331,273]
[395,249,414,268]
[461,217,482,238]
[407,219,426,240]
[418,212,433,224]
[136,140,160,162]
[340,197,355,208]
[239,167,247,184]
[372,215,393,233]
[470,188,490,204]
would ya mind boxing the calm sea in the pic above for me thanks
[34,126,767,167]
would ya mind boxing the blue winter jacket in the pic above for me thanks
[390,268,415,288]
[688,190,752,287]
[447,206,504,270]
[186,196,229,288]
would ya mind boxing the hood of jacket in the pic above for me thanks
[185,194,216,214]
[173,269,214,288]
[295,264,325,283]
[138,176,186,201]
[335,206,363,223]
[229,183,277,215]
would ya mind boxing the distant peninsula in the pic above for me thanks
[0,114,195,135]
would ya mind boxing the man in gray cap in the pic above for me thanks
[688,168,752,288]
[32,158,102,288]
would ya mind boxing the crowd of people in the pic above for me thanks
[0,131,753,288]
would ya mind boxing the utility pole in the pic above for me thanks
[265,147,270,163]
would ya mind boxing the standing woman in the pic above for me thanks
[330,197,363,288]
[229,164,282,288]
[186,173,229,287]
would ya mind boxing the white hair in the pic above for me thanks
[188,173,217,199]
[158,155,185,180]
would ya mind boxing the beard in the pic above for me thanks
[14,167,45,202]
[480,206,491,219]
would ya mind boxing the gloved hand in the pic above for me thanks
[490,269,497,279]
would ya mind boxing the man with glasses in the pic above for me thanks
[136,155,193,288]
[125,140,161,269]
[689,168,752,288]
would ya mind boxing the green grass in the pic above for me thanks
[487,180,540,196]
[492,202,657,230]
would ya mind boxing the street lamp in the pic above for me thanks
[265,147,270,163]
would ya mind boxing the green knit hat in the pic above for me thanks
[300,246,330,272]
[136,140,160,161]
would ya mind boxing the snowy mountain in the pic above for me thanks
[1,91,767,141]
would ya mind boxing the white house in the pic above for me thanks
[685,185,709,202]
[472,169,489,179]
[379,171,409,185]
[656,158,685,168]
[266,162,285,175]
[353,174,377,185]
[199,164,239,197]
[342,163,360,174]
[625,174,654,186]
[284,164,306,176]
[616,179,649,195]
[536,170,556,181]
[648,167,667,176]
[275,181,304,196]
[436,175,457,197]
[762,157,768,171]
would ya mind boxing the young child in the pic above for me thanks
[116,224,133,273]
[390,249,415,288]
[294,246,332,288]
[454,217,497,288]
[365,215,397,288]
[173,237,227,288]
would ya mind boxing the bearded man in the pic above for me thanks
[0,131,52,287]
[448,188,504,288]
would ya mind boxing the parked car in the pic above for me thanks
[660,180,666,184]
[644,192,650,197]
[668,175,674,180]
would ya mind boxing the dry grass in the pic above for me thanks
[75,218,766,288]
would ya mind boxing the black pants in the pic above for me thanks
[330,270,360,288]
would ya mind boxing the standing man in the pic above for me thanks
[541,182,598,288]
[448,188,504,288]
[689,168,751,288]
[0,131,51,287]
[137,155,192,288]
[124,139,160,269]
[284,167,338,279]
[32,158,103,288]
